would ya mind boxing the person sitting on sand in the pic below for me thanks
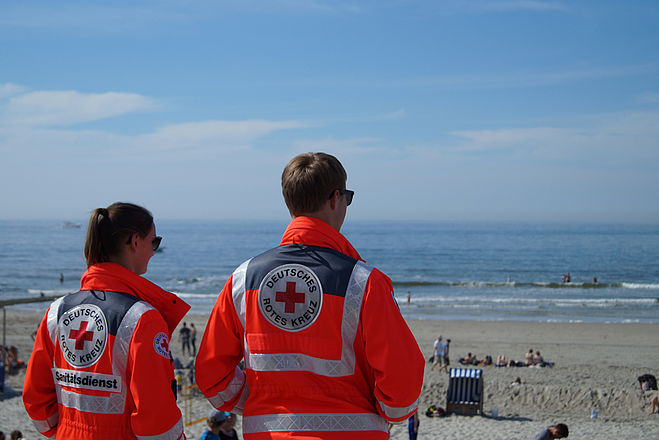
[511,377,522,386]
[650,395,659,415]
[533,350,545,367]
[477,354,493,367]
[525,349,534,366]
[534,423,569,439]
[5,346,24,375]
[459,352,476,365]
[638,374,658,391]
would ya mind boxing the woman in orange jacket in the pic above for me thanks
[23,202,189,439]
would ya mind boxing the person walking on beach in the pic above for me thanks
[23,202,189,440]
[534,423,569,439]
[195,152,425,439]
[430,335,443,371]
[179,322,191,357]
[439,338,451,374]
[190,323,197,356]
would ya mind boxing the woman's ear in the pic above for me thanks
[128,233,139,252]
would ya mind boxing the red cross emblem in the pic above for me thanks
[276,281,306,313]
[160,337,169,352]
[68,321,94,350]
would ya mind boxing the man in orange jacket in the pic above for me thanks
[195,152,425,439]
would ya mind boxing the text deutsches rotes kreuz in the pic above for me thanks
[58,304,108,368]
[258,264,323,332]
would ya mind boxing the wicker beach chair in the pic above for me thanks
[446,368,483,416]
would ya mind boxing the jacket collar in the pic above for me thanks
[80,262,190,335]
[280,216,363,261]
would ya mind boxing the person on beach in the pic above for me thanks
[23,202,189,440]
[199,410,239,440]
[180,322,191,357]
[534,423,568,439]
[533,350,545,366]
[525,349,534,365]
[650,395,659,415]
[459,352,476,365]
[438,338,451,374]
[408,411,419,440]
[430,335,443,370]
[195,152,425,439]
[638,373,657,391]
[190,322,197,356]
[5,346,24,374]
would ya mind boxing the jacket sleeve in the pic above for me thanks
[23,308,59,439]
[127,310,185,440]
[195,274,248,414]
[360,268,425,423]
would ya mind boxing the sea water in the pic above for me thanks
[1,219,658,323]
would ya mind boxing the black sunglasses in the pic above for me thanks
[328,189,354,206]
[152,236,163,252]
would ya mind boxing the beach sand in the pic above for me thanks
[2,310,658,439]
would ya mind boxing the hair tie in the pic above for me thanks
[97,208,110,224]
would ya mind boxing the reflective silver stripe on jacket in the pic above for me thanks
[232,259,250,330]
[238,261,372,377]
[377,397,419,421]
[46,297,65,345]
[30,412,59,434]
[54,301,154,414]
[243,412,389,434]
[135,417,184,440]
[232,377,249,415]
[208,366,246,408]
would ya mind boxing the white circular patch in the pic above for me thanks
[58,304,108,368]
[153,332,171,359]
[258,264,323,332]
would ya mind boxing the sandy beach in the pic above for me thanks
[2,310,658,439]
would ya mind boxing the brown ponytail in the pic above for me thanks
[84,202,154,267]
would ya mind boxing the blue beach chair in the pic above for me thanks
[446,368,483,416]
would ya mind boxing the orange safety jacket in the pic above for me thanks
[195,217,425,439]
[23,263,190,439]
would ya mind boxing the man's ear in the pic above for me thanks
[328,190,338,210]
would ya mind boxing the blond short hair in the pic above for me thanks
[281,152,347,216]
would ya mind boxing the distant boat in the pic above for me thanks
[62,221,81,229]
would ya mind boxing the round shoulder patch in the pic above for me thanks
[58,304,108,368]
[258,263,323,332]
[153,332,170,359]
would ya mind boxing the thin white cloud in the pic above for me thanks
[136,119,309,152]
[379,108,406,120]
[464,0,567,12]
[447,110,659,163]
[272,63,654,91]
[369,64,654,90]
[292,136,382,155]
[0,1,362,31]
[0,83,26,99]
[637,92,659,104]
[0,118,310,162]
[1,90,156,127]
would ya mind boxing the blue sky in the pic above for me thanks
[1,0,658,222]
